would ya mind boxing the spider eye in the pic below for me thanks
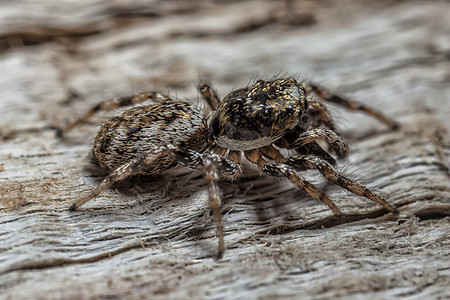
[261,108,271,119]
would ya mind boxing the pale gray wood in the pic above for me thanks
[0,1,449,299]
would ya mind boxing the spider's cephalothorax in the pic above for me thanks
[62,77,399,258]
[210,78,308,150]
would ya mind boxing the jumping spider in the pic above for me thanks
[62,77,399,258]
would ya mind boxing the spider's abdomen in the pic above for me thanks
[92,100,207,174]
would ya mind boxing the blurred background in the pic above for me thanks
[0,1,449,299]
[0,0,448,134]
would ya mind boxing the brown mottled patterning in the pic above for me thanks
[61,77,399,258]
[92,101,208,174]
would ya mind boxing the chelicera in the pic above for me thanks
[62,77,399,258]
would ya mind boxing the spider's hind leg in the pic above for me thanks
[58,92,172,137]
[198,82,221,111]
[69,144,236,259]
[69,146,171,211]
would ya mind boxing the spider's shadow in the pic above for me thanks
[81,163,391,256]
[220,173,327,223]
[93,166,333,227]
[85,166,219,244]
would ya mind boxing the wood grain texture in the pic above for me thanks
[0,1,449,299]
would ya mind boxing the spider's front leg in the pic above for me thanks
[58,92,171,137]
[245,148,343,216]
[307,98,338,131]
[306,82,399,129]
[284,155,398,214]
[291,128,349,159]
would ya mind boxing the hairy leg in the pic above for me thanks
[69,146,170,211]
[244,149,342,216]
[58,92,171,137]
[296,142,337,166]
[203,154,224,258]
[258,145,285,163]
[228,150,242,164]
[198,82,221,111]
[171,149,237,258]
[291,128,349,159]
[275,137,337,166]
[285,155,398,214]
[306,82,399,129]
[308,98,337,131]
[70,144,236,258]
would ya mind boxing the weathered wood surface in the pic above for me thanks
[1,1,449,299]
